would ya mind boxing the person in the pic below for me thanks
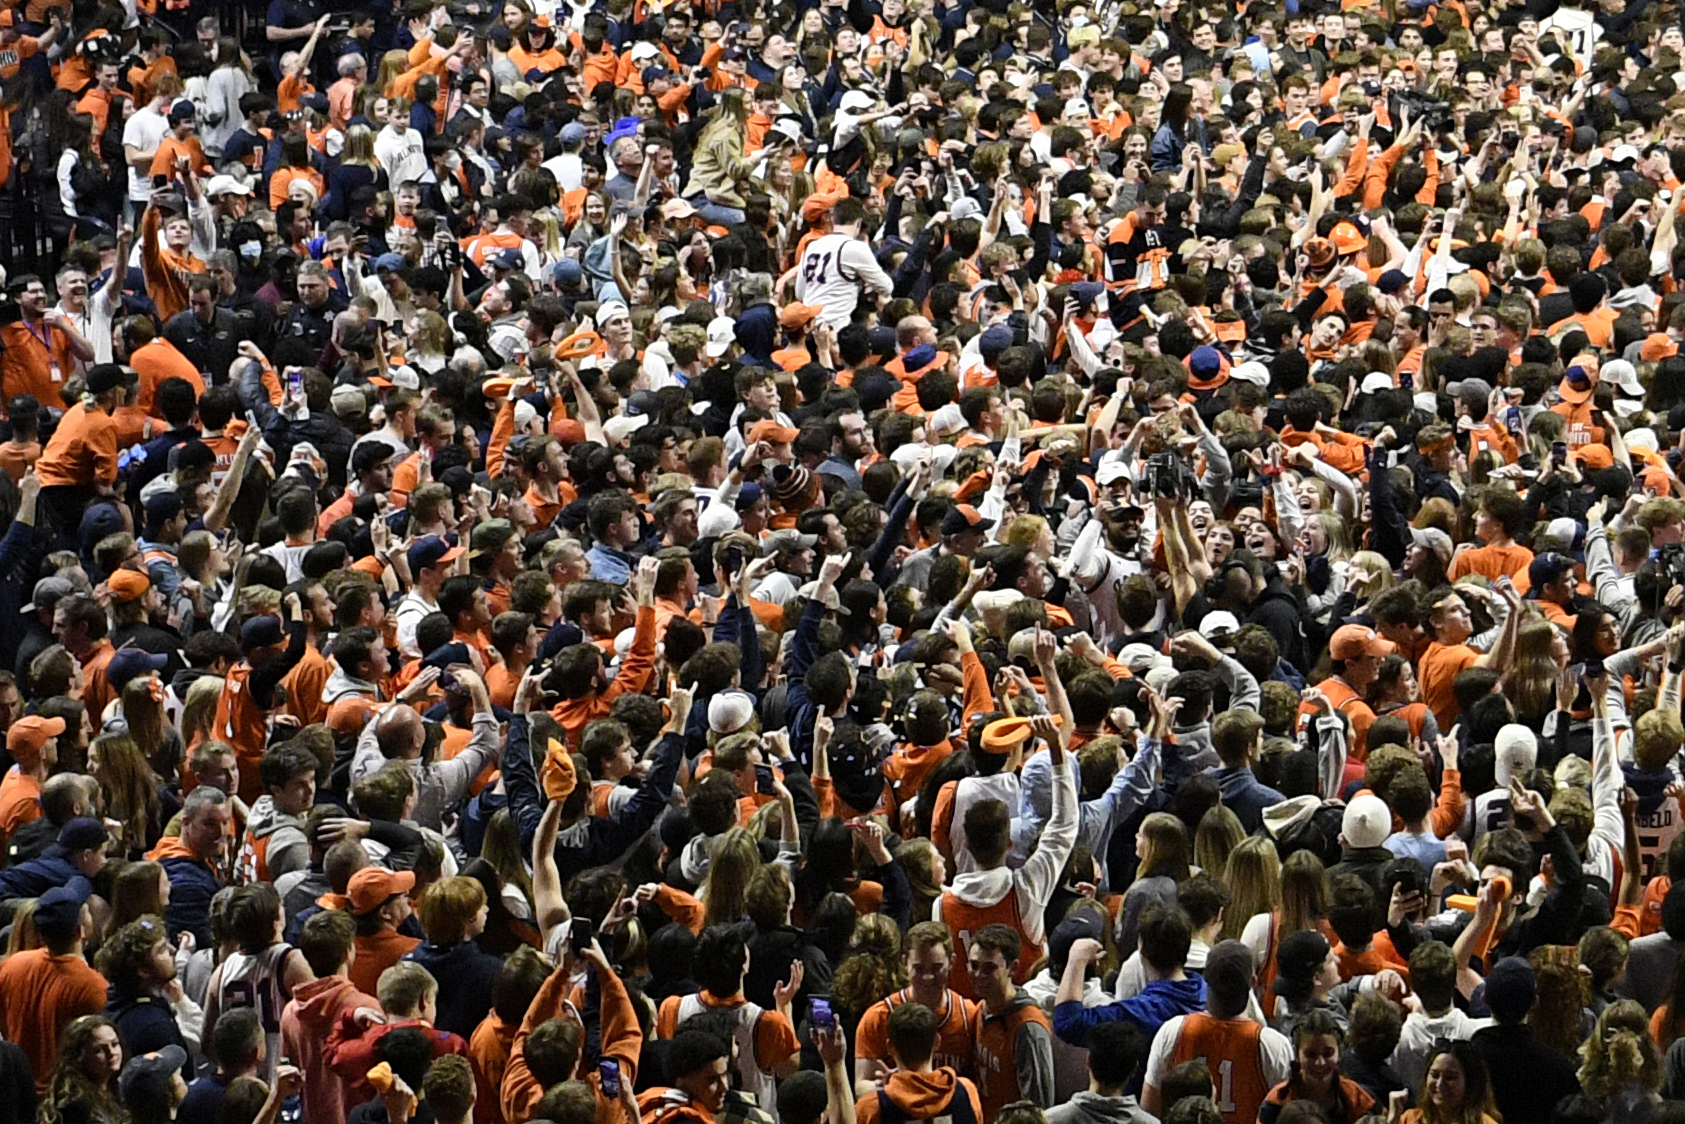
[852,1001,983,1124]
[346,867,422,997]
[147,786,231,948]
[99,913,199,1064]
[854,921,975,1090]
[1469,956,1582,1122]
[0,714,65,851]
[1046,1021,1155,1124]
[280,909,378,1124]
[1140,941,1291,1122]
[202,881,312,1084]
[0,877,108,1091]
[1398,1041,1502,1124]
[36,1015,123,1124]
[1257,1009,1375,1123]
[178,1007,262,1124]
[965,923,1056,1119]
[402,875,503,1040]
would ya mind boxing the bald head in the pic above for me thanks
[376,704,425,759]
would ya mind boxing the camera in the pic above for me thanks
[1393,88,1453,133]
[1658,544,1685,589]
[1144,451,1196,500]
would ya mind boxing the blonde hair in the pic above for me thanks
[830,914,906,1021]
[1347,550,1394,599]
[1134,813,1190,884]
[702,828,761,928]
[1194,804,1245,879]
[342,123,380,169]
[1222,837,1281,941]
[1279,850,1328,936]
[179,676,224,754]
[895,838,943,924]
[1578,999,1661,1102]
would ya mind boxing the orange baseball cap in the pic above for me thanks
[108,569,151,603]
[7,715,65,762]
[347,868,416,914]
[748,420,800,444]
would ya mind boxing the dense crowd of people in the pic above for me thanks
[7,0,1685,1123]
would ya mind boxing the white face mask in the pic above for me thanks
[445,152,463,171]
[240,241,262,260]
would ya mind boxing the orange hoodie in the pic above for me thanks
[280,975,380,1124]
[855,1069,984,1124]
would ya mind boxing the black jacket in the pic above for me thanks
[236,360,356,492]
[106,984,191,1065]
[401,939,504,1040]
[1471,1022,1582,1123]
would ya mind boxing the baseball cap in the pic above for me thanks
[119,1045,189,1115]
[204,174,253,197]
[348,867,417,914]
[1329,624,1394,661]
[748,420,800,445]
[1558,362,1599,405]
[107,569,151,603]
[595,300,632,329]
[239,615,285,652]
[34,876,92,944]
[1482,956,1536,1021]
[559,121,586,145]
[706,316,736,357]
[108,647,168,692]
[1271,928,1332,997]
[1527,551,1576,591]
[839,90,875,112]
[168,100,196,123]
[733,482,764,512]
[778,302,822,330]
[939,505,991,537]
[1493,724,1538,786]
[7,714,65,763]
[762,529,818,555]
[422,642,473,672]
[1409,526,1454,566]
[407,534,465,573]
[708,689,756,734]
[490,247,523,272]
[470,518,517,558]
[22,575,75,614]
[1048,906,1106,971]
[57,817,107,852]
[1198,609,1241,641]
[1341,793,1392,850]
[372,252,408,274]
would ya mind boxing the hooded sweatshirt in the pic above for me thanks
[241,795,308,884]
[280,974,379,1124]
[146,835,222,949]
[855,1069,983,1124]
[1047,1091,1158,1124]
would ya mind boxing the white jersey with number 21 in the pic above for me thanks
[796,232,895,330]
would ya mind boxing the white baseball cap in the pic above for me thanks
[1342,794,1392,850]
[1494,724,1539,786]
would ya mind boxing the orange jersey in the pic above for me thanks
[936,889,1041,1000]
[855,988,975,1075]
[1165,1013,1272,1124]
[213,663,271,804]
[971,1000,1051,1122]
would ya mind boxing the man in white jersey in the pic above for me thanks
[796,196,894,330]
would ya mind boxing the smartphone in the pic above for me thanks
[1551,441,1567,463]
[598,1059,621,1099]
[754,764,777,796]
[286,367,304,401]
[569,918,594,955]
[438,671,460,693]
[152,173,167,189]
[1585,657,1605,679]
[810,996,836,1031]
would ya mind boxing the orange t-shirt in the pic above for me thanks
[132,338,207,417]
[350,928,422,997]
[1420,640,1480,731]
[1447,541,1533,584]
[0,765,41,849]
[0,949,108,1091]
